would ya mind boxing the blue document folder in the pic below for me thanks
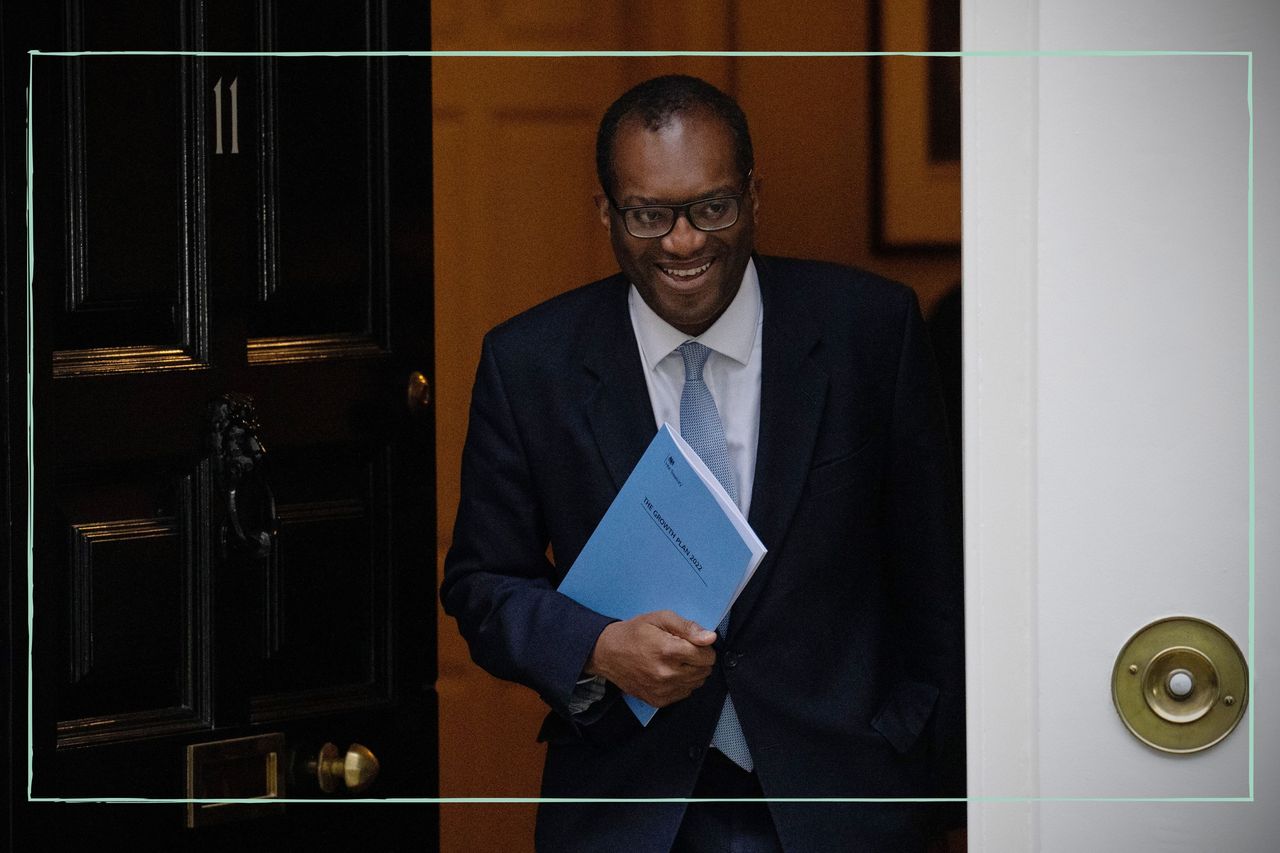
[557,423,767,724]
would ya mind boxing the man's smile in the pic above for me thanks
[658,258,714,284]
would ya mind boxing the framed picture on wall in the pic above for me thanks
[872,0,962,250]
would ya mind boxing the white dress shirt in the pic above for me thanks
[627,258,763,516]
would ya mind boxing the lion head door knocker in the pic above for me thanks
[210,393,277,559]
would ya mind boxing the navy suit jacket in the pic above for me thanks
[441,256,964,853]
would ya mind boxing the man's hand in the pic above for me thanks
[584,610,717,708]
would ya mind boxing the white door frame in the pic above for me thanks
[962,1,1040,847]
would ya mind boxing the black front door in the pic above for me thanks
[6,2,436,849]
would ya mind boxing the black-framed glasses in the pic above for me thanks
[607,172,752,239]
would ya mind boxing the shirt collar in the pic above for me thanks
[629,258,761,371]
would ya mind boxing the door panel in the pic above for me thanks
[57,481,203,741]
[248,57,390,342]
[19,1,436,848]
[251,446,391,718]
[58,56,203,355]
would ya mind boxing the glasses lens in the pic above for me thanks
[624,207,675,238]
[689,197,740,231]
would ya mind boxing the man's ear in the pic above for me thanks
[749,172,761,220]
[594,192,612,232]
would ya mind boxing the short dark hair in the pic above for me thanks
[595,74,754,198]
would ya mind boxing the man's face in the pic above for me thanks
[597,110,757,337]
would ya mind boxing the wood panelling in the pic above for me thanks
[248,446,391,721]
[493,0,598,38]
[248,5,392,351]
[67,517,182,684]
[734,0,962,309]
[251,56,385,335]
[53,51,209,369]
[489,115,617,290]
[244,333,384,365]
[55,471,207,748]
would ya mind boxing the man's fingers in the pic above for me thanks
[646,609,716,645]
[641,664,712,707]
[683,644,717,668]
[655,627,716,670]
[587,612,722,707]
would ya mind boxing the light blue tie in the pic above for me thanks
[677,341,753,772]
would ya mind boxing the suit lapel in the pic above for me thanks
[582,278,657,491]
[734,257,828,630]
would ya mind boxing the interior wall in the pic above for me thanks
[432,3,961,850]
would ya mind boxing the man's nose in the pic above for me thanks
[660,210,707,255]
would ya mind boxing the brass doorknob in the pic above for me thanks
[307,742,380,794]
[407,371,431,412]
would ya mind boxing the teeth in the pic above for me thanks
[663,261,712,278]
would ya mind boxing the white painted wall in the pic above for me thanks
[965,1,1278,850]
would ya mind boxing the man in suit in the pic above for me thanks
[441,75,963,853]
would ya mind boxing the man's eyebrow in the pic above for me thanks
[620,186,741,206]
